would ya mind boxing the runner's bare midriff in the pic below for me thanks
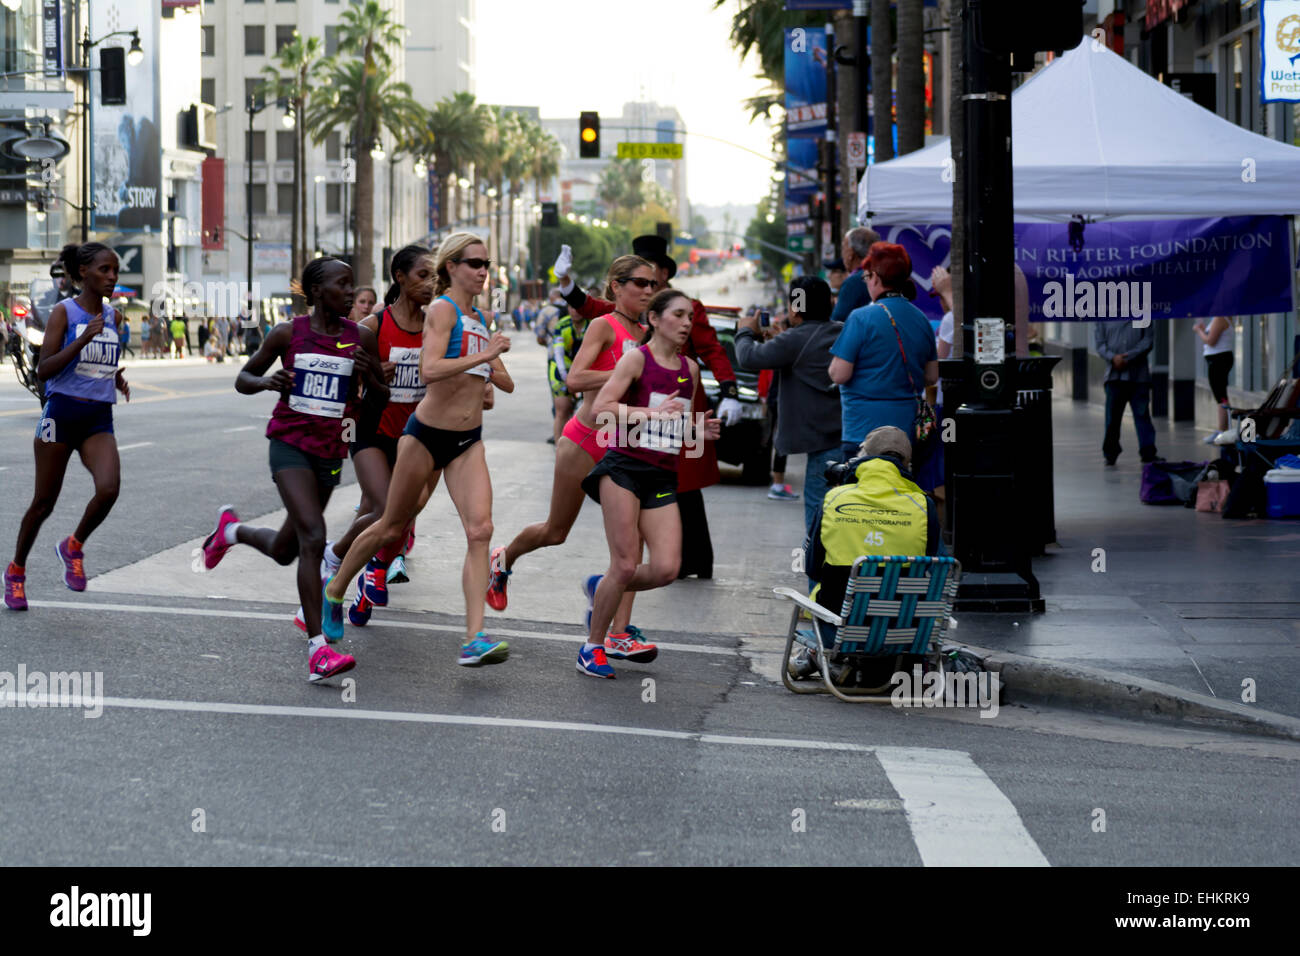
[413,373,485,431]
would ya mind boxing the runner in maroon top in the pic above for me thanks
[199,256,388,684]
[575,289,721,679]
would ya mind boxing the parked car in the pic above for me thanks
[698,307,773,485]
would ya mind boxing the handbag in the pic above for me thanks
[1195,480,1231,513]
[879,300,937,444]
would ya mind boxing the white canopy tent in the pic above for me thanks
[859,38,1300,224]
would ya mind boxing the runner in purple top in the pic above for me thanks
[576,289,721,678]
[5,242,130,612]
[199,256,389,684]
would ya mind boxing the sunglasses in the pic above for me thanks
[455,257,492,270]
[621,277,660,290]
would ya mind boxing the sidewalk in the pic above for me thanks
[945,398,1300,722]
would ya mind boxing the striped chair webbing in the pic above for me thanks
[835,556,957,656]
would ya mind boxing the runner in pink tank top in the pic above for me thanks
[199,257,388,684]
[486,255,659,646]
[576,289,720,678]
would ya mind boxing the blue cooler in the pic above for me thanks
[1263,468,1300,518]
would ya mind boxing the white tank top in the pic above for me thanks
[1203,319,1233,357]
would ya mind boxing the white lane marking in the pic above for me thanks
[221,425,258,433]
[117,442,154,452]
[874,747,1050,867]
[26,600,735,656]
[2,691,873,753]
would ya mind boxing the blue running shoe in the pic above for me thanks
[387,553,409,585]
[322,579,345,642]
[577,643,616,679]
[360,557,388,607]
[582,573,603,631]
[348,578,373,627]
[458,632,509,666]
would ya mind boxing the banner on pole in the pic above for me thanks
[1260,0,1300,102]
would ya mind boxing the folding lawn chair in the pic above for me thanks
[774,555,961,703]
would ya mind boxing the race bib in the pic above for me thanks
[641,391,684,455]
[460,317,492,379]
[73,324,120,380]
[289,352,355,418]
[621,338,637,356]
[387,345,425,403]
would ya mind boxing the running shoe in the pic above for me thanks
[458,633,509,666]
[322,579,345,642]
[349,579,373,627]
[387,553,409,584]
[581,573,603,631]
[787,647,819,681]
[576,643,616,679]
[767,484,800,501]
[321,540,342,580]
[605,629,658,663]
[486,545,510,611]
[55,537,86,591]
[4,567,26,611]
[308,642,355,683]
[201,505,239,570]
[360,558,388,607]
[294,607,306,633]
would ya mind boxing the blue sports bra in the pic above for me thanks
[437,294,492,379]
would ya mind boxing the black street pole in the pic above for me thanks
[342,138,351,261]
[313,179,320,256]
[80,32,90,242]
[854,0,869,200]
[822,21,838,266]
[246,96,255,322]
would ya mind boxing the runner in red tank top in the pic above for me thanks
[199,256,388,684]
[575,289,720,678]
[485,255,660,646]
[323,245,435,625]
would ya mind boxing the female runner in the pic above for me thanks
[200,256,388,682]
[577,289,720,677]
[322,232,515,666]
[5,242,129,610]
[486,255,660,661]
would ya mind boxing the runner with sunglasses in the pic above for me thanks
[200,256,388,683]
[486,255,661,663]
[577,289,721,677]
[322,233,515,666]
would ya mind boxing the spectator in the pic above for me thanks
[138,312,152,357]
[825,259,847,301]
[829,226,880,324]
[169,314,187,358]
[1094,319,1159,466]
[829,242,938,463]
[1194,316,1234,441]
[119,314,135,358]
[197,315,209,356]
[793,425,943,681]
[734,276,843,534]
[213,314,231,363]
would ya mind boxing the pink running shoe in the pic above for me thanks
[308,643,355,683]
[201,506,239,570]
[55,537,86,591]
[4,567,27,611]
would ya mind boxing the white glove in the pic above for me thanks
[553,244,573,281]
[717,397,743,427]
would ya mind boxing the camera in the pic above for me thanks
[825,455,869,487]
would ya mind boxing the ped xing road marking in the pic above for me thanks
[874,747,1050,867]
[27,600,736,656]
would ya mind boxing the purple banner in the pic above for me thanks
[876,216,1295,321]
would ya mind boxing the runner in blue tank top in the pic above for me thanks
[322,232,516,667]
[575,289,721,678]
[6,242,129,611]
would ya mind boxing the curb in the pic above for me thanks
[953,642,1300,742]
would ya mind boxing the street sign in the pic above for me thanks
[847,132,867,170]
[114,244,143,277]
[616,142,683,160]
[787,236,814,253]
[0,188,43,204]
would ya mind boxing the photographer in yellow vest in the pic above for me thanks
[795,426,943,680]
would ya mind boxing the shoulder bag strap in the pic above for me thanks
[879,300,922,399]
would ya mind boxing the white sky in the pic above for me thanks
[474,0,777,208]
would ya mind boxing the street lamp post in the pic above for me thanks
[313,174,324,256]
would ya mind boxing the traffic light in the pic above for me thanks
[100,47,126,106]
[541,201,558,228]
[578,112,600,159]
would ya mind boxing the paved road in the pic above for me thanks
[1,271,1296,866]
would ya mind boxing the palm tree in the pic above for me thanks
[712,0,821,121]
[307,0,412,287]
[262,33,324,284]
[425,92,489,231]
[896,0,926,155]
[872,0,894,163]
[477,107,524,284]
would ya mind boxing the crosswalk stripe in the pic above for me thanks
[875,746,1050,866]
[25,599,736,656]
